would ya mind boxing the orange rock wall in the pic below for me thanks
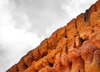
[7,0,100,72]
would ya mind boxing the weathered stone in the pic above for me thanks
[66,19,76,29]
[61,53,70,67]
[96,0,100,12]
[7,1,100,72]
[32,47,42,61]
[76,13,85,31]
[32,61,36,65]
[56,37,68,54]
[18,57,27,71]
[93,20,100,31]
[67,27,77,39]
[80,40,99,72]
[53,53,71,72]
[39,66,57,72]
[90,12,100,27]
[42,56,50,67]
[24,55,33,67]
[68,48,81,62]
[34,58,43,70]
[66,19,77,39]
[85,4,96,21]
[57,26,66,39]
[6,64,18,72]
[55,53,61,59]
[67,38,75,48]
[90,50,100,72]
[47,49,56,64]
[81,50,100,72]
[48,37,59,52]
[50,29,57,38]
[39,38,48,56]
[67,37,81,49]
[23,65,37,72]
[71,57,85,72]
[75,36,82,48]
[90,31,100,49]
[80,40,98,62]
[79,26,93,40]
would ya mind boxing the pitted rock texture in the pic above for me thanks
[7,0,100,72]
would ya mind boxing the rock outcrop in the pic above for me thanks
[6,0,100,72]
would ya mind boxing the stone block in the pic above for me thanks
[96,0,100,12]
[24,55,33,67]
[47,49,56,64]
[90,12,100,27]
[42,56,50,67]
[23,65,37,72]
[39,38,48,56]
[34,59,43,70]
[90,31,100,49]
[57,26,66,39]
[18,57,27,71]
[39,66,57,72]
[6,64,18,72]
[32,47,42,61]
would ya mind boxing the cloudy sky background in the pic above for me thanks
[0,0,97,72]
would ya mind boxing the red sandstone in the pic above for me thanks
[7,0,100,72]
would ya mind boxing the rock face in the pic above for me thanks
[6,0,100,72]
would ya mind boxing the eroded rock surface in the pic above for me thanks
[7,0,100,72]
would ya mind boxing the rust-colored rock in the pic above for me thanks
[7,1,100,72]
[39,66,57,72]
[66,19,77,39]
[96,0,100,12]
[39,38,48,56]
[42,56,50,67]
[34,58,43,70]
[56,37,68,54]
[57,26,66,39]
[23,65,37,72]
[53,53,71,72]
[32,47,42,61]
[79,25,92,40]
[90,12,100,27]
[47,49,56,64]
[76,13,85,32]
[47,36,59,52]
[93,20,100,31]
[18,57,27,71]
[90,31,100,49]
[85,4,96,21]
[6,64,18,72]
[24,55,33,67]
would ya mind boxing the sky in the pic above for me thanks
[0,0,97,72]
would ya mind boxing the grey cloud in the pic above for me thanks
[10,0,97,38]
[0,44,34,72]
[11,0,69,38]
[0,46,10,72]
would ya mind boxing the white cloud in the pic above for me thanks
[62,0,98,20]
[0,0,43,72]
[1,25,42,48]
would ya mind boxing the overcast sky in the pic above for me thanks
[0,0,97,72]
